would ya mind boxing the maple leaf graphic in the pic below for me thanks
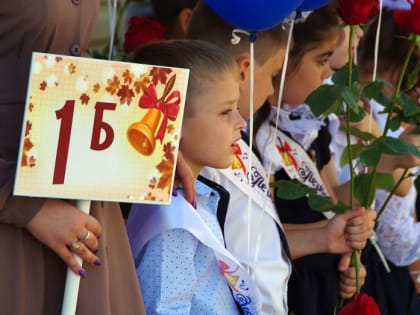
[149,67,172,85]
[156,158,174,190]
[80,93,90,105]
[29,102,34,112]
[145,192,157,201]
[122,69,133,84]
[133,75,150,94]
[163,142,175,162]
[21,152,28,167]
[105,75,120,95]
[21,136,36,168]
[56,57,63,63]
[117,85,135,105]
[149,177,157,189]
[68,63,76,74]
[40,81,47,91]
[93,83,100,93]
[24,121,32,137]
[167,124,175,134]
[28,155,36,167]
[157,173,172,190]
[23,137,34,152]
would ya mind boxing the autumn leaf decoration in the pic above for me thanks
[21,104,36,168]
[154,142,176,190]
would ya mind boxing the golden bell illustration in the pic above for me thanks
[127,108,162,156]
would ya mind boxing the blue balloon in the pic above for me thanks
[204,0,304,31]
[297,0,331,11]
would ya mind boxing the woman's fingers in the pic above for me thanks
[26,198,102,277]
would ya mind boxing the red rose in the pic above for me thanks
[393,0,420,35]
[339,293,381,315]
[337,0,379,25]
[123,16,168,52]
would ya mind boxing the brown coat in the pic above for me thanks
[0,1,145,314]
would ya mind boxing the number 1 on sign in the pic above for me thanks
[53,100,116,184]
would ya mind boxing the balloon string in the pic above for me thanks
[108,0,118,60]
[368,0,383,134]
[251,20,295,274]
[266,20,294,184]
[247,39,255,274]
[231,28,255,273]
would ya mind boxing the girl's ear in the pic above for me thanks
[235,55,251,88]
[177,8,193,36]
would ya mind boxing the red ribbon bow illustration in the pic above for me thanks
[276,142,298,170]
[233,143,247,174]
[139,84,180,143]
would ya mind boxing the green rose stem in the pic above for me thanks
[345,25,361,294]
[346,25,356,209]
[382,37,417,135]
[376,169,410,218]
[346,26,356,210]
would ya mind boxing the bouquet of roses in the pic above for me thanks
[276,0,420,313]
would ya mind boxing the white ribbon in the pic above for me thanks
[221,139,282,227]
[369,232,391,272]
[127,193,261,314]
[262,123,335,219]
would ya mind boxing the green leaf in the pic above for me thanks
[406,62,420,91]
[331,200,350,214]
[399,92,420,117]
[348,105,366,122]
[307,194,335,212]
[374,173,395,191]
[305,84,343,116]
[359,147,381,166]
[332,62,359,87]
[340,143,365,167]
[354,174,375,207]
[346,126,376,141]
[363,80,386,99]
[375,136,420,157]
[272,179,316,200]
[354,173,395,206]
[388,117,402,132]
[341,85,359,109]
[374,92,393,110]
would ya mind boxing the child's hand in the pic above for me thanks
[326,207,375,254]
[338,253,367,299]
[344,207,376,249]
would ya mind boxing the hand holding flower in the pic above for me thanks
[326,207,375,253]
[338,253,367,299]
[344,206,376,248]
